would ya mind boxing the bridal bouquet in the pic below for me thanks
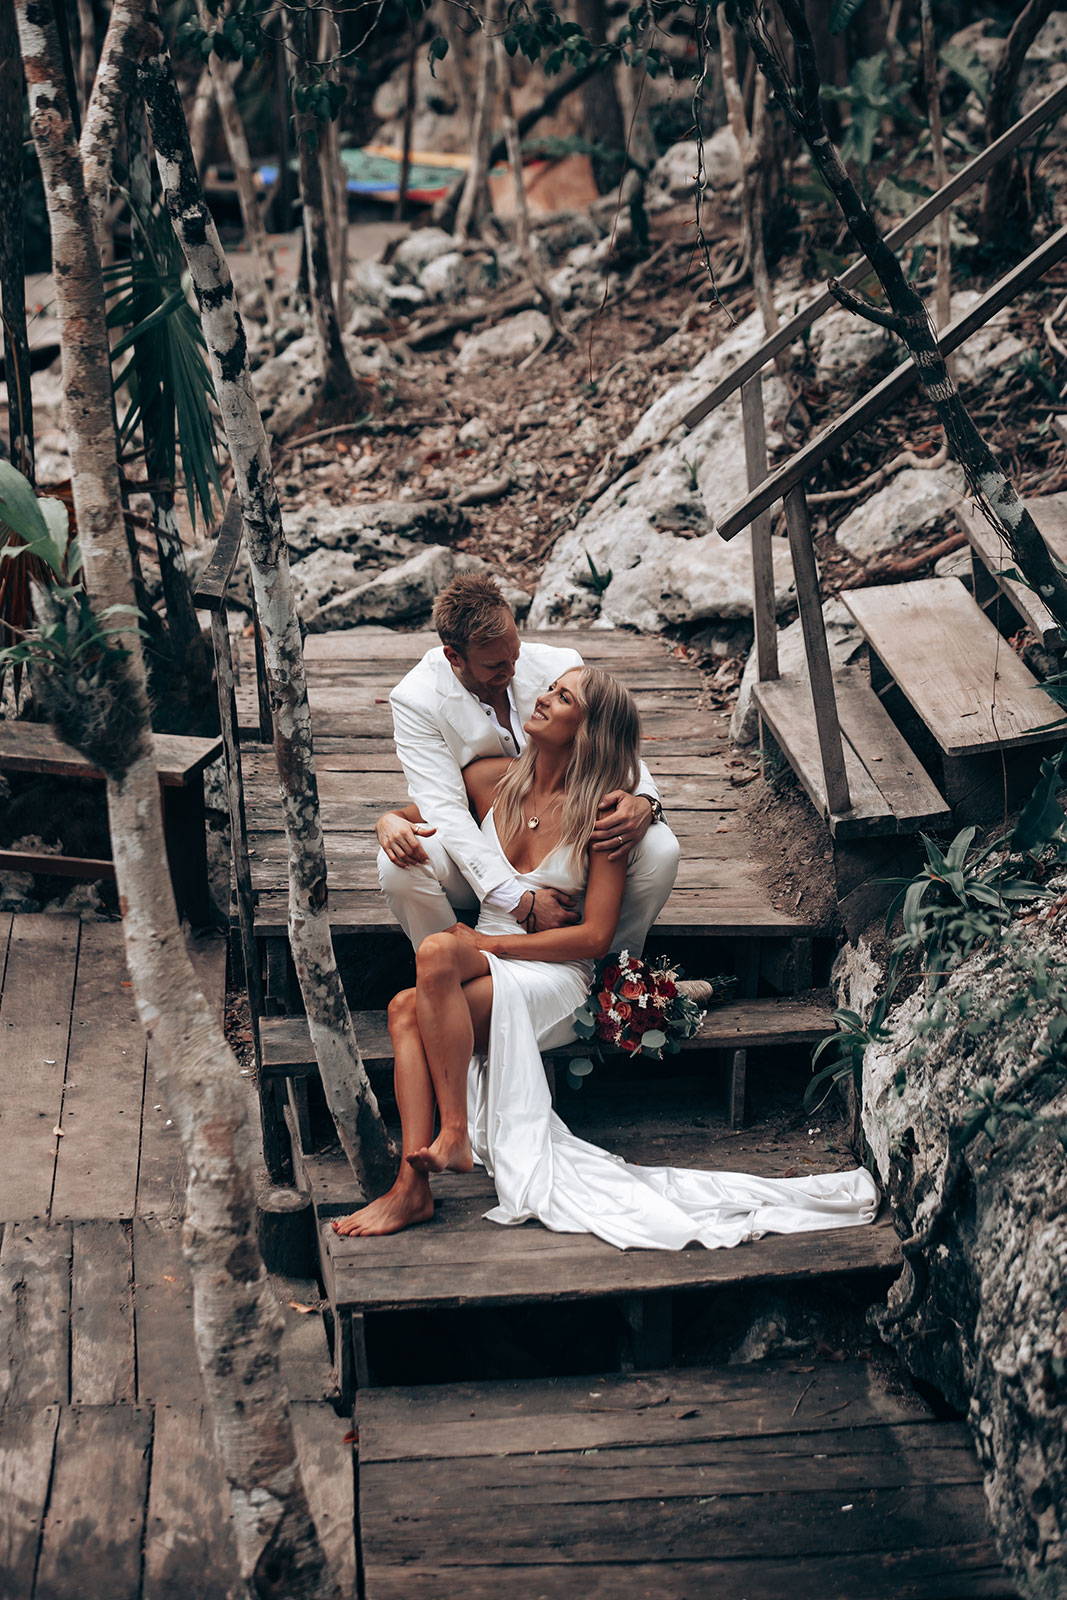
[568,951,735,1086]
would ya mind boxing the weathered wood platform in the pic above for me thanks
[358,1358,1019,1599]
[241,628,823,940]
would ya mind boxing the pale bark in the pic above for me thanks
[189,63,216,172]
[718,6,779,350]
[138,29,394,1194]
[196,0,277,327]
[575,0,625,192]
[736,0,1067,635]
[455,9,497,241]
[283,7,357,399]
[0,0,33,480]
[920,0,952,381]
[75,0,95,113]
[15,2,340,1593]
[80,0,151,266]
[317,8,348,319]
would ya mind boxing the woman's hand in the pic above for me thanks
[377,811,437,867]
[449,922,498,956]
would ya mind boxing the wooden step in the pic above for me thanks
[841,577,1067,757]
[958,492,1067,649]
[357,1359,1012,1600]
[260,996,837,1079]
[754,666,950,839]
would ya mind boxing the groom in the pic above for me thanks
[377,572,679,952]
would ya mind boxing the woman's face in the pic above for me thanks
[524,669,585,749]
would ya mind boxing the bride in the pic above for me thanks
[332,666,878,1246]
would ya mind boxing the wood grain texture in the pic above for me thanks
[133,1218,202,1409]
[70,1220,135,1406]
[0,1223,71,1407]
[0,725,222,784]
[143,1404,242,1600]
[841,579,1067,755]
[33,1405,152,1600]
[0,915,79,1221]
[0,1404,59,1596]
[960,492,1067,648]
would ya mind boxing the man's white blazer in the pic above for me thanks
[389,641,658,900]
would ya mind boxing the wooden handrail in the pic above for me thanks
[681,79,1067,434]
[193,494,243,610]
[717,223,1067,541]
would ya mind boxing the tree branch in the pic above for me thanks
[827,279,906,335]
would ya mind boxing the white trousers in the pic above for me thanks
[378,823,680,955]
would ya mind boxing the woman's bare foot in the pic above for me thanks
[331,1182,434,1237]
[406,1129,474,1176]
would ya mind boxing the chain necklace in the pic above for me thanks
[522,793,563,831]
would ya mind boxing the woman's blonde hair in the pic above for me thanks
[492,668,641,855]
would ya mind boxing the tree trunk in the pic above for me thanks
[718,5,779,347]
[736,0,1067,635]
[283,7,357,400]
[455,8,497,241]
[189,62,216,172]
[75,0,95,114]
[575,0,625,193]
[15,3,342,1594]
[80,0,151,266]
[978,0,1056,247]
[196,0,276,328]
[920,0,952,377]
[395,24,417,223]
[138,29,395,1196]
[0,0,34,481]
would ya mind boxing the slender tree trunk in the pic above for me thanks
[0,0,34,481]
[395,23,417,223]
[14,4,341,1594]
[138,29,394,1194]
[189,62,216,172]
[737,0,1067,635]
[80,0,151,267]
[455,8,497,240]
[75,0,95,113]
[979,0,1056,246]
[440,0,476,135]
[920,0,952,376]
[317,7,347,321]
[282,7,357,399]
[718,5,779,348]
[196,0,276,328]
[575,0,625,192]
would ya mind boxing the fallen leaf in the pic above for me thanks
[52,1125,64,1136]
[342,1429,358,1445]
[288,1301,318,1315]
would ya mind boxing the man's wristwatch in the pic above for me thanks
[639,794,664,825]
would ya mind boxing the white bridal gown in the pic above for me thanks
[465,810,880,1251]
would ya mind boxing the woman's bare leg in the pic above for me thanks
[332,989,436,1236]
[407,932,491,1175]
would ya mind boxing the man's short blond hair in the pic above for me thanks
[433,573,513,653]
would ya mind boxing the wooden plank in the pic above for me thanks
[0,1223,71,1407]
[0,849,116,879]
[831,667,951,826]
[0,1404,59,1597]
[192,494,243,609]
[680,78,1067,433]
[70,1220,135,1405]
[291,1402,357,1598]
[34,1405,152,1600]
[358,1360,928,1461]
[143,1404,242,1600]
[134,1218,202,1408]
[273,1275,331,1402]
[52,921,146,1222]
[742,372,780,682]
[960,492,1067,648]
[0,726,221,785]
[327,1218,900,1315]
[362,1545,1014,1600]
[783,486,851,813]
[261,997,835,1078]
[755,675,894,836]
[0,915,79,1221]
[842,578,1067,756]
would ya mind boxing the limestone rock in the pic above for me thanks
[730,597,866,745]
[834,464,967,563]
[391,227,457,280]
[350,258,426,313]
[455,310,553,371]
[285,498,469,558]
[649,128,741,202]
[418,251,474,302]
[949,291,1027,387]
[305,545,530,631]
[809,306,893,380]
[251,333,397,433]
[346,303,390,336]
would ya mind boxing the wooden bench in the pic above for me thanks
[754,667,950,839]
[841,577,1067,807]
[958,492,1067,651]
[260,996,837,1136]
[0,724,223,924]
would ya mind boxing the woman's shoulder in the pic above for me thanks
[462,755,513,817]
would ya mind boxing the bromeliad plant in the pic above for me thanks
[567,951,734,1089]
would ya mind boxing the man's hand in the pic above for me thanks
[377,811,437,868]
[590,791,654,859]
[522,886,580,931]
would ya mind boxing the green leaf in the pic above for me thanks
[641,1029,667,1049]
[568,1057,595,1077]
[940,43,990,105]
[0,460,49,547]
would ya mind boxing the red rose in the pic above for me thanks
[620,978,644,1000]
[614,1001,633,1022]
[597,989,615,1010]
[601,963,622,986]
[655,978,678,1000]
[619,1036,642,1054]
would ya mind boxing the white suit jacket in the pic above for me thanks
[390,641,659,899]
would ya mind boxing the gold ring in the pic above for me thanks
[617,836,623,846]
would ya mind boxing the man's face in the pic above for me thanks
[446,612,521,697]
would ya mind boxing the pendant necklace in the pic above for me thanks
[522,794,560,831]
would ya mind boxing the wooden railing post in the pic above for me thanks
[740,373,779,682]
[782,484,851,815]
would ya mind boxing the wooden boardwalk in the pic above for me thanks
[0,914,353,1599]
[358,1360,1017,1599]
[241,627,822,941]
